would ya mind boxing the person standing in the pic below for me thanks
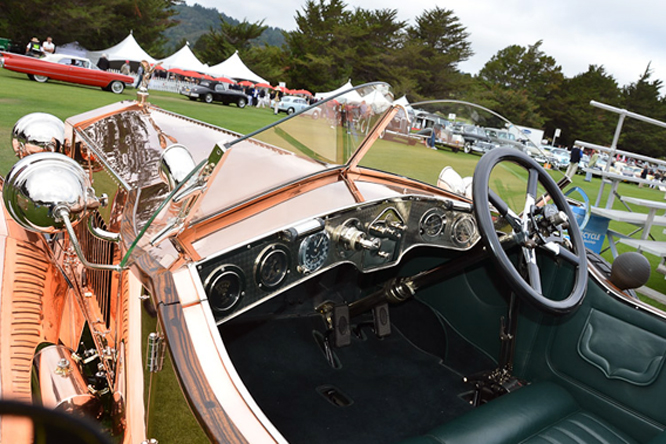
[42,36,55,54]
[566,145,582,178]
[120,60,131,75]
[25,37,42,57]
[134,60,146,88]
[585,150,599,182]
[97,54,110,71]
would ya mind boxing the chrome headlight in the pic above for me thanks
[3,152,98,233]
[11,113,65,158]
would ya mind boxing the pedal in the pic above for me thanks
[332,305,351,347]
[372,303,391,338]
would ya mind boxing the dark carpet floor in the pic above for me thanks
[220,299,494,444]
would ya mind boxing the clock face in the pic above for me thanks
[205,266,244,313]
[299,231,330,273]
[256,246,289,290]
[452,216,476,246]
[420,209,446,238]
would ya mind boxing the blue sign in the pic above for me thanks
[570,205,609,253]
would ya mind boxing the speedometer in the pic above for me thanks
[452,216,477,247]
[256,245,290,290]
[298,231,330,274]
[420,209,446,239]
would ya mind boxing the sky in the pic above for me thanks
[189,0,666,88]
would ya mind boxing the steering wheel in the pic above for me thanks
[472,148,588,315]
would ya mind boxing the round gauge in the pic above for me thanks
[420,209,446,238]
[205,266,244,313]
[452,216,477,246]
[298,231,330,273]
[256,245,290,290]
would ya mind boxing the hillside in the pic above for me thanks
[163,3,287,53]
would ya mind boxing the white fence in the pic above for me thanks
[108,69,195,93]
[147,78,195,94]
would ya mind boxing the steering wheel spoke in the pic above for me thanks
[523,247,543,294]
[541,241,581,266]
[489,189,522,232]
[472,148,588,315]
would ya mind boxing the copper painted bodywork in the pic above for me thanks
[0,89,654,444]
[0,89,473,442]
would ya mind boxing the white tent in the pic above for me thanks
[207,51,268,84]
[157,44,208,73]
[314,80,354,100]
[87,32,157,65]
[314,80,365,103]
[394,95,410,108]
[365,89,392,113]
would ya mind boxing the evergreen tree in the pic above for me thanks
[619,65,666,157]
[546,65,621,147]
[0,0,180,56]
[479,40,563,104]
[194,18,267,65]
[284,0,355,91]
[405,7,473,100]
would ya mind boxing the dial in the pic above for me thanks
[205,266,244,313]
[420,209,446,238]
[452,216,477,246]
[256,245,289,290]
[299,231,330,273]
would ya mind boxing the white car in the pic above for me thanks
[543,146,570,169]
[277,96,312,115]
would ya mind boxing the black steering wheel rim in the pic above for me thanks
[472,148,588,315]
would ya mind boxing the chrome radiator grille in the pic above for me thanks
[75,212,116,327]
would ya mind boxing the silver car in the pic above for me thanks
[277,95,311,115]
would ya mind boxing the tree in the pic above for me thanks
[0,0,180,56]
[545,65,621,147]
[195,18,268,65]
[404,7,473,100]
[619,65,666,157]
[284,0,355,91]
[479,40,563,104]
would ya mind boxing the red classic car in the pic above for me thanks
[0,52,134,94]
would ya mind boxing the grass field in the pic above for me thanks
[2,66,666,311]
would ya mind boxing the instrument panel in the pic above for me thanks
[196,195,479,323]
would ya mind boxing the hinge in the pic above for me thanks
[145,332,165,373]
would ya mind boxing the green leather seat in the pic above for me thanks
[399,382,659,444]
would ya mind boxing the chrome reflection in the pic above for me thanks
[3,152,100,233]
[11,112,66,158]
[159,144,196,191]
[32,345,103,418]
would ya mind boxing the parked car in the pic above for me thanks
[453,123,498,154]
[276,95,312,115]
[385,105,414,135]
[0,52,133,93]
[542,146,570,169]
[2,84,663,444]
[485,128,526,151]
[522,144,549,164]
[180,81,249,107]
[412,111,449,131]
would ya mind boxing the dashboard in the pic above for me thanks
[195,195,480,324]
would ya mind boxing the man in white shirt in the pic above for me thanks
[42,36,55,54]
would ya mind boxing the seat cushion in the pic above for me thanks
[399,382,638,444]
[522,411,637,443]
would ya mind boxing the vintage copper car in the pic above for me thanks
[0,83,665,444]
[0,52,134,94]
